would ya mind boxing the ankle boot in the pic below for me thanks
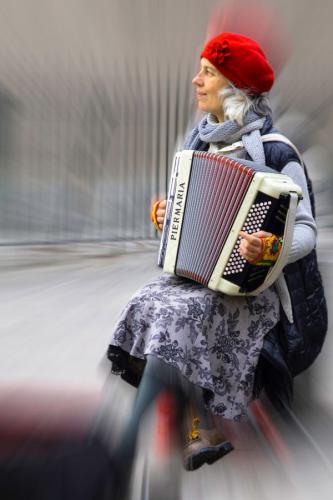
[183,414,234,471]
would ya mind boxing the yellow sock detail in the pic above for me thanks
[189,417,200,441]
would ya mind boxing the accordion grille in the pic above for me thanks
[175,152,254,285]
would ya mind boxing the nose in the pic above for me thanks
[192,72,203,86]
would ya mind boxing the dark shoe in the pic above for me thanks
[183,427,234,471]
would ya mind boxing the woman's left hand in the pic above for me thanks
[239,230,272,264]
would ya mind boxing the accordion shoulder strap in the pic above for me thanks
[216,133,304,168]
[261,133,305,168]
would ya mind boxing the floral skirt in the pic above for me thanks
[107,274,280,421]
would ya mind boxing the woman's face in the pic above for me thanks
[192,58,229,121]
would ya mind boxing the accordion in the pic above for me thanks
[158,150,302,296]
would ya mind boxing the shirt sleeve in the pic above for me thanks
[281,161,317,264]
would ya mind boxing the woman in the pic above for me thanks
[107,33,317,475]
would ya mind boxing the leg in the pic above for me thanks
[114,355,189,466]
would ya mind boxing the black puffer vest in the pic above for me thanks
[196,121,328,407]
[260,132,327,378]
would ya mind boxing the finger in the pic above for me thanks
[240,248,260,260]
[157,216,164,223]
[156,209,165,218]
[239,230,272,241]
[239,242,262,258]
[239,239,262,254]
[159,200,167,208]
[239,241,259,255]
[245,255,260,264]
[240,237,262,248]
[239,231,261,243]
[251,231,272,238]
[242,250,260,264]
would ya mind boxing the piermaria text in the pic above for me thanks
[170,182,186,240]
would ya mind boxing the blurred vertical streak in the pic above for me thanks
[155,66,161,206]
[117,61,126,240]
[174,63,181,149]
[134,59,142,238]
[135,61,143,238]
[130,59,137,239]
[145,64,154,239]
[183,63,196,142]
[165,61,170,194]
[109,63,123,241]
[120,61,131,240]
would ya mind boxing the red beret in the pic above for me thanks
[200,32,275,94]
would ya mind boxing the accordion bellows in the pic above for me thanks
[158,150,302,296]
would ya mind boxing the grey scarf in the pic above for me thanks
[184,111,267,165]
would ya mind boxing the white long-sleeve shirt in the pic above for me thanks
[281,161,317,263]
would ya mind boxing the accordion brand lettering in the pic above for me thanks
[170,182,186,240]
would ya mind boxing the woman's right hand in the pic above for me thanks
[156,200,167,231]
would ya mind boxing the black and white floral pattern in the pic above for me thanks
[110,274,279,421]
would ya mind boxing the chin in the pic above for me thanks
[197,102,210,113]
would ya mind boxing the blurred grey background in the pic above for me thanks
[0,0,332,244]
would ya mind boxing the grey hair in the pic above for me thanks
[219,83,272,126]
